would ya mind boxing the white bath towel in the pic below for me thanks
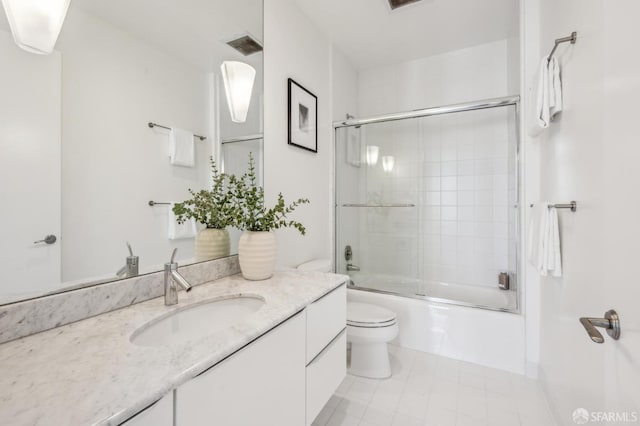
[168,203,197,240]
[530,56,563,135]
[169,127,195,167]
[528,203,562,277]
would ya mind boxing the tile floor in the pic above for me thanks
[312,345,555,426]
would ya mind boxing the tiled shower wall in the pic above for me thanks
[418,108,512,288]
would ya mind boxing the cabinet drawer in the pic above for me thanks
[175,312,306,426]
[306,329,347,426]
[306,283,346,364]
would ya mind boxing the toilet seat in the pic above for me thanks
[347,302,396,328]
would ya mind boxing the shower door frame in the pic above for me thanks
[333,95,522,314]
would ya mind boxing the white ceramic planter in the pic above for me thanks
[194,228,230,262]
[238,231,277,280]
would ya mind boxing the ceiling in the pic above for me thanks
[0,0,263,71]
[294,0,519,70]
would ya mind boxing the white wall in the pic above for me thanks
[331,47,359,122]
[263,0,334,268]
[358,40,513,117]
[530,0,640,424]
[58,8,212,282]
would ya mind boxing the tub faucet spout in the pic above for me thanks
[347,263,360,272]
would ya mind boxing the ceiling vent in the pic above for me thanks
[387,0,423,10]
[225,34,263,56]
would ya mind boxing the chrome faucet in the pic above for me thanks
[116,242,139,278]
[164,248,192,306]
[346,263,361,272]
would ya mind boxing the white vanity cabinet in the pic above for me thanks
[120,393,173,426]
[305,285,347,425]
[122,283,347,426]
[175,311,307,426]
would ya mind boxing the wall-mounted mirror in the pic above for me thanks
[0,0,263,305]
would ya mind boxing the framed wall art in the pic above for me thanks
[288,78,317,153]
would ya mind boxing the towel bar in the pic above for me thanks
[148,122,207,141]
[148,201,171,206]
[529,201,577,212]
[547,32,577,64]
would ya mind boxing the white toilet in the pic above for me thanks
[346,302,398,379]
[297,259,399,379]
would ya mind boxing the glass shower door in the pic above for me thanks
[335,118,421,296]
[335,100,519,312]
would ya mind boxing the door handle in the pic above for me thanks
[34,235,57,245]
[579,309,620,343]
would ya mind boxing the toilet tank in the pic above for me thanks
[296,259,332,273]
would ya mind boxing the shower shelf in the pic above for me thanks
[340,203,416,208]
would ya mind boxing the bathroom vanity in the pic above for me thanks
[0,271,347,426]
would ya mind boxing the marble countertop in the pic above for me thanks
[0,271,348,426]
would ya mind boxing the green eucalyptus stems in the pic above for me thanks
[172,158,236,229]
[231,153,310,235]
[173,153,309,234]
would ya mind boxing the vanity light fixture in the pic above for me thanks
[366,145,379,166]
[1,0,71,54]
[382,155,395,173]
[221,61,256,123]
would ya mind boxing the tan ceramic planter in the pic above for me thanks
[238,231,276,280]
[194,228,230,262]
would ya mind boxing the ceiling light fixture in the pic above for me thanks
[1,0,71,54]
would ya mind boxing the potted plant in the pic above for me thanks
[231,153,309,280]
[173,158,236,262]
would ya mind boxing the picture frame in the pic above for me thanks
[288,78,318,153]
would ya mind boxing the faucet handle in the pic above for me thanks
[170,248,178,264]
[127,241,134,256]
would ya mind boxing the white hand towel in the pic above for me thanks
[168,203,197,240]
[531,56,563,135]
[169,127,195,167]
[535,59,551,130]
[528,202,562,277]
[548,56,563,119]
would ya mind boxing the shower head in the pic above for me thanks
[225,34,263,56]
[387,0,423,10]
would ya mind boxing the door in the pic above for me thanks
[601,0,640,419]
[0,30,61,303]
[535,1,640,424]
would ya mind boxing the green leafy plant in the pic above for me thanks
[173,158,237,229]
[231,153,310,234]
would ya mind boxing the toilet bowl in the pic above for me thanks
[296,259,399,379]
[347,302,398,379]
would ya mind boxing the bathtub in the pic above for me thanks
[347,273,526,374]
[347,272,518,312]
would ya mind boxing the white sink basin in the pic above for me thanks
[131,296,265,347]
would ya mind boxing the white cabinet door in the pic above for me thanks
[120,393,173,426]
[175,312,306,426]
